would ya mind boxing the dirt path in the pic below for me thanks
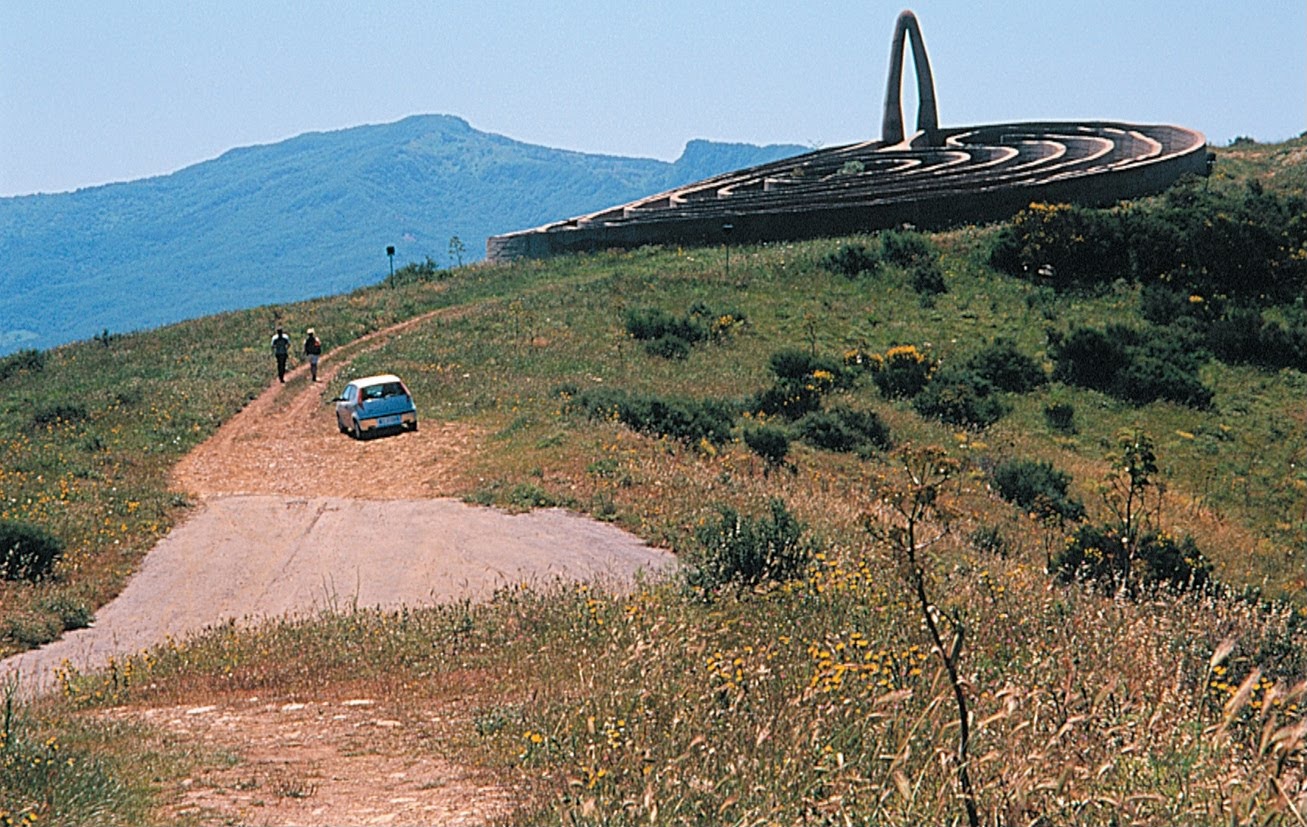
[1,306,674,824]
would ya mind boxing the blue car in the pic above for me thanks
[334,374,418,439]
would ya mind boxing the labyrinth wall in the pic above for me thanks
[487,12,1209,262]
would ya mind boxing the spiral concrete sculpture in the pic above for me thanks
[486,11,1208,262]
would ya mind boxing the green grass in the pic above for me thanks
[4,139,1307,824]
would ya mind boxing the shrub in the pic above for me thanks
[29,401,89,430]
[570,388,736,446]
[749,384,823,420]
[910,260,947,297]
[3,612,61,647]
[1049,324,1212,408]
[820,244,879,278]
[796,406,892,455]
[912,367,1007,429]
[1117,349,1214,408]
[1043,401,1076,434]
[624,306,708,345]
[384,256,442,286]
[687,499,816,592]
[0,348,44,382]
[39,594,93,631]
[767,349,847,387]
[644,335,692,360]
[989,202,1129,289]
[750,350,850,420]
[1052,526,1212,595]
[507,483,559,510]
[1206,308,1307,371]
[0,520,64,582]
[966,338,1046,392]
[991,458,1086,522]
[743,426,791,471]
[872,345,934,399]
[880,228,934,268]
[1049,326,1128,392]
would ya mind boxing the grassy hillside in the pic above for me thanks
[0,115,805,355]
[3,136,1307,825]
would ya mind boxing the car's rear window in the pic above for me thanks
[361,382,406,400]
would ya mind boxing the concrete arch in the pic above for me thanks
[881,10,939,146]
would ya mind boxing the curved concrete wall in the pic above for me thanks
[486,121,1208,262]
[486,11,1208,263]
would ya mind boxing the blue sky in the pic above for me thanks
[2,1,1303,197]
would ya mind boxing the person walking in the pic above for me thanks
[303,328,322,382]
[271,327,291,383]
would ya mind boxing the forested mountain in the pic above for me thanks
[0,114,804,354]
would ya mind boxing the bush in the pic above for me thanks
[1206,308,1307,371]
[624,306,708,345]
[384,256,443,286]
[796,406,892,455]
[1051,526,1212,595]
[0,520,63,582]
[880,228,934,268]
[767,349,847,387]
[969,525,1008,557]
[1043,401,1076,434]
[688,499,816,592]
[626,304,744,359]
[507,483,559,510]
[0,348,44,382]
[991,458,1086,522]
[820,244,879,278]
[990,202,1130,289]
[750,350,851,420]
[1049,326,1128,392]
[1049,324,1212,408]
[749,384,822,420]
[1117,349,1214,408]
[910,260,947,297]
[966,338,1046,392]
[3,612,61,647]
[644,335,692,360]
[743,426,791,470]
[29,402,89,430]
[912,367,1007,428]
[39,594,93,631]
[872,345,935,399]
[570,388,736,446]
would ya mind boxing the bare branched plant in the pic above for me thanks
[1100,429,1158,586]
[871,444,979,827]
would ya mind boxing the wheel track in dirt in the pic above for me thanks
[176,301,476,500]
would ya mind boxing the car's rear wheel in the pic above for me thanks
[351,419,363,440]
[409,420,418,433]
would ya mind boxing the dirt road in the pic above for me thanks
[1,306,674,691]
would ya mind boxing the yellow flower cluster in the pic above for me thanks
[807,635,928,695]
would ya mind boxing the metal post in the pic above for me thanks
[722,223,734,280]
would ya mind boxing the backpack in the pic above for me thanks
[273,334,290,356]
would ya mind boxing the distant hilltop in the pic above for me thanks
[0,115,805,355]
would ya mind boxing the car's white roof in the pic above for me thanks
[349,374,403,387]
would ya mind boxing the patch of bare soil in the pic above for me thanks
[106,697,517,826]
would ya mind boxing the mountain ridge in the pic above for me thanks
[0,114,805,354]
